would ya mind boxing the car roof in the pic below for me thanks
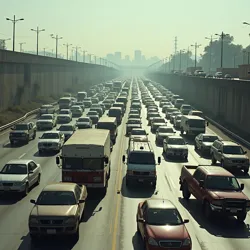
[42,182,78,192]
[199,166,234,177]
[146,199,176,210]
[218,140,239,146]
[7,159,31,165]
[168,135,183,139]
[131,128,145,131]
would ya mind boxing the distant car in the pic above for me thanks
[205,74,213,78]
[194,133,219,154]
[129,128,148,142]
[0,159,41,196]
[136,199,191,250]
[38,131,65,154]
[36,114,56,130]
[70,105,83,117]
[76,117,92,129]
[215,72,223,78]
[151,118,166,133]
[170,111,182,123]
[174,114,182,129]
[128,114,141,119]
[39,104,55,116]
[180,104,192,115]
[57,124,76,141]
[188,110,203,117]
[75,101,85,111]
[57,109,72,123]
[194,70,206,77]
[155,126,176,145]
[129,109,140,116]
[29,182,87,241]
[126,118,142,135]
[86,111,99,124]
[224,74,232,79]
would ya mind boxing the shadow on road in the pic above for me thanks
[33,151,57,157]
[194,148,212,159]
[2,142,23,148]
[180,134,195,145]
[121,177,155,198]
[132,232,144,250]
[178,197,250,238]
[0,194,21,205]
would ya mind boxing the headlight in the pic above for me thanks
[183,238,191,246]
[148,237,158,246]
[29,216,39,224]
[65,216,77,224]
[212,200,222,206]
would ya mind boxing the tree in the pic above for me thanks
[0,40,7,50]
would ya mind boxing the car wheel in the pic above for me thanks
[244,168,249,174]
[221,160,224,168]
[194,142,198,150]
[10,140,14,146]
[73,224,80,241]
[204,201,212,219]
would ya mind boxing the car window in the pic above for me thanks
[75,186,81,201]
[29,162,37,171]
[193,169,202,181]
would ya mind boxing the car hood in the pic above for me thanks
[37,119,53,123]
[130,135,148,141]
[208,190,248,200]
[30,205,77,217]
[10,130,28,134]
[168,145,188,150]
[146,224,189,239]
[0,174,27,182]
[223,154,248,160]
[39,139,60,143]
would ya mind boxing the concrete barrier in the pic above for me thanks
[147,72,250,140]
[0,49,119,111]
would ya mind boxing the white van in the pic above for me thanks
[180,115,206,136]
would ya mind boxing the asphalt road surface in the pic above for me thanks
[0,78,249,250]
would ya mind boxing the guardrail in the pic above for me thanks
[205,116,250,148]
[0,102,58,132]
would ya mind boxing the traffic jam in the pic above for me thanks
[1,77,250,250]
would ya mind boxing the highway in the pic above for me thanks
[0,78,249,250]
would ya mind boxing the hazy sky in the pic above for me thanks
[1,0,250,59]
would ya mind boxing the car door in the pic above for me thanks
[28,162,37,185]
[30,161,40,184]
[74,186,83,218]
[28,123,32,138]
[194,172,207,200]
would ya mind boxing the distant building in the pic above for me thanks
[106,53,114,61]
[114,52,121,63]
[134,50,142,63]
[125,55,130,61]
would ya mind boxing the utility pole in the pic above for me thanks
[6,15,24,51]
[31,27,45,55]
[169,54,172,72]
[215,32,229,69]
[179,50,185,71]
[50,34,63,58]
[72,46,81,62]
[89,54,94,63]
[173,36,177,70]
[19,42,25,52]
[191,43,202,69]
[63,43,72,60]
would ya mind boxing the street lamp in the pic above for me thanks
[63,43,72,60]
[243,22,250,26]
[51,34,63,58]
[31,27,45,55]
[72,46,81,62]
[191,43,202,68]
[6,15,24,51]
[215,32,229,69]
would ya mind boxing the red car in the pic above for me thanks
[136,199,192,250]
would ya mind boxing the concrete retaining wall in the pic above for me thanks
[148,73,250,137]
[0,49,119,111]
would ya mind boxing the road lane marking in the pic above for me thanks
[18,153,26,159]
[164,173,173,192]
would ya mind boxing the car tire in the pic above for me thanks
[73,224,80,241]
[244,168,249,174]
[237,213,247,223]
[194,143,198,150]
[180,129,184,135]
[10,140,14,146]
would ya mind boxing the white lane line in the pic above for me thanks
[18,153,26,159]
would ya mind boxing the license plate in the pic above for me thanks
[47,229,56,234]
[230,208,238,213]
[138,179,143,182]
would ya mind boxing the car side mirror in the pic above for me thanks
[29,170,34,174]
[158,157,161,164]
[244,151,247,154]
[122,155,126,162]
[78,199,85,204]
[183,219,189,224]
[56,156,60,165]
[104,156,109,164]
[174,131,176,133]
[30,199,36,204]
[199,180,204,188]
[240,183,245,190]
[137,218,145,223]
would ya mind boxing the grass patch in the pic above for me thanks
[0,95,59,127]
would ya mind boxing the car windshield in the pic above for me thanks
[59,110,69,114]
[78,118,89,122]
[188,119,205,128]
[182,105,191,110]
[131,130,146,135]
[223,146,245,155]
[41,133,59,139]
[203,136,218,142]
[159,127,174,133]
[1,164,27,174]
[153,118,165,123]
[40,115,52,120]
[88,111,97,115]
[148,113,159,118]
[37,191,77,205]
[128,152,155,164]
[168,138,185,145]
[127,119,140,124]
[13,124,29,130]
[146,208,183,225]
[205,176,240,191]
[59,126,73,131]
[176,116,182,121]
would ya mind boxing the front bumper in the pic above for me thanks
[38,145,60,152]
[0,183,26,193]
[9,135,29,142]
[166,150,188,158]
[37,124,53,130]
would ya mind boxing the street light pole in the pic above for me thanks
[19,42,25,52]
[215,32,229,69]
[63,43,72,60]
[191,43,201,68]
[31,27,45,55]
[72,46,81,62]
[6,15,24,51]
[51,34,63,58]
[43,48,47,56]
